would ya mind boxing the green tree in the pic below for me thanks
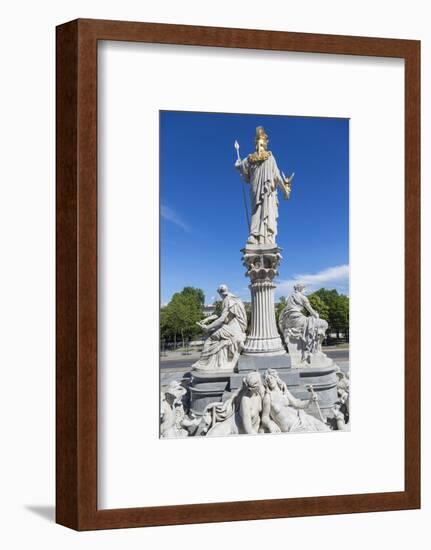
[160,306,170,339]
[213,300,223,317]
[275,296,287,324]
[311,288,349,340]
[160,287,205,347]
[307,294,329,321]
[331,294,349,340]
[181,286,205,308]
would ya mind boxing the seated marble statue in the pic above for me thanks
[201,372,264,437]
[278,283,330,365]
[261,369,330,433]
[160,381,200,438]
[192,284,247,371]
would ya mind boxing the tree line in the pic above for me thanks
[275,288,349,340]
[161,286,349,347]
[160,287,205,348]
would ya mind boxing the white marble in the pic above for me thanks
[201,372,264,436]
[335,366,350,424]
[241,245,286,356]
[160,381,189,438]
[160,381,203,438]
[192,285,247,371]
[235,126,293,245]
[235,127,294,357]
[279,283,333,368]
[198,369,331,437]
[261,369,330,433]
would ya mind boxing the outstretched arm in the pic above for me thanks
[273,159,292,200]
[285,387,309,409]
[235,157,250,182]
[199,314,218,325]
[199,305,229,332]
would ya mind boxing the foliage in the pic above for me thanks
[181,286,205,308]
[310,288,349,339]
[160,287,205,345]
[307,294,329,321]
[275,295,287,324]
[213,300,223,317]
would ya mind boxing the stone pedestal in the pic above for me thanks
[241,243,286,356]
[287,333,334,369]
[188,370,232,416]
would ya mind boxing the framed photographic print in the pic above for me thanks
[56,19,420,530]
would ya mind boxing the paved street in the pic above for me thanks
[160,347,349,371]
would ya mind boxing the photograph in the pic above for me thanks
[159,110,350,438]
[0,0,422,542]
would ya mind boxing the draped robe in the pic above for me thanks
[192,293,247,371]
[279,290,329,357]
[236,153,285,244]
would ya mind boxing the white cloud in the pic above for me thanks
[276,264,349,297]
[161,204,190,232]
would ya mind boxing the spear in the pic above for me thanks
[234,140,241,162]
[306,384,326,424]
[234,140,250,233]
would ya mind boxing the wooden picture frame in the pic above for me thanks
[56,18,420,530]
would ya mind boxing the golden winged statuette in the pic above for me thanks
[281,171,295,199]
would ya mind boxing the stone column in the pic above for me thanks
[241,244,286,356]
[233,243,340,416]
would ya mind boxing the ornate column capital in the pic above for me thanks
[241,244,282,283]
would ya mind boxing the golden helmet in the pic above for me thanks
[255,126,269,145]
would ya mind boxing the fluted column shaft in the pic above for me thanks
[241,245,286,356]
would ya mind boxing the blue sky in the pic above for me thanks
[160,111,349,305]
